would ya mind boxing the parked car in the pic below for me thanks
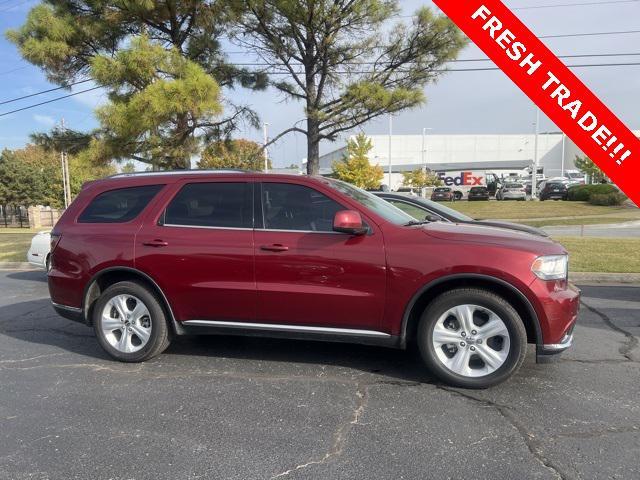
[539,181,569,201]
[49,171,579,388]
[431,187,454,202]
[496,183,526,201]
[27,230,52,270]
[467,186,490,201]
[395,187,418,196]
[373,192,547,237]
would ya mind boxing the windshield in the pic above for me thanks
[321,178,415,225]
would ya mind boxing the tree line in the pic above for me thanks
[6,0,467,174]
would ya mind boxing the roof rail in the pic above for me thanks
[109,169,251,178]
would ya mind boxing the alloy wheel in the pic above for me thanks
[432,304,510,377]
[100,294,152,353]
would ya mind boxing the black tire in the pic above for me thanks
[93,281,171,362]
[417,288,527,389]
[45,254,51,273]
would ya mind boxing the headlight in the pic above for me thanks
[531,255,568,280]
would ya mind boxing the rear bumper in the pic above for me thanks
[51,301,87,325]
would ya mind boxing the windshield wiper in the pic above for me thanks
[403,220,431,226]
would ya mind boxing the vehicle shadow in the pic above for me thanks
[0,297,434,384]
[5,270,47,283]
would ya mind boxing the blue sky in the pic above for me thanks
[1,0,639,168]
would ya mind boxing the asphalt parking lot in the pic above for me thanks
[0,270,638,480]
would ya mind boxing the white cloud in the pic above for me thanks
[33,114,56,127]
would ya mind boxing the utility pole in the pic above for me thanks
[263,122,269,173]
[531,108,540,200]
[60,118,71,208]
[388,114,393,190]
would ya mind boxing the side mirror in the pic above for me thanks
[333,210,367,236]
[425,214,442,222]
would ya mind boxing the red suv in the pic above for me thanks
[49,171,579,388]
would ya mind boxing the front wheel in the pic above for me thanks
[93,281,171,362]
[417,288,527,388]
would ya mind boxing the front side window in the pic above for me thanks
[163,182,252,228]
[321,178,414,226]
[78,185,164,223]
[261,183,344,232]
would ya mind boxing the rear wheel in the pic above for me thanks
[417,288,527,388]
[93,281,170,362]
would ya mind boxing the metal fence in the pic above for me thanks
[0,205,29,228]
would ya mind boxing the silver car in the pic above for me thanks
[496,182,526,201]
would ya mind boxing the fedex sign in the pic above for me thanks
[437,171,486,187]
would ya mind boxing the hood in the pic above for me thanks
[473,220,548,237]
[421,221,565,255]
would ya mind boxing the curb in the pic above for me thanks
[570,272,640,285]
[0,262,40,270]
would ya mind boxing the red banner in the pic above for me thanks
[433,0,639,205]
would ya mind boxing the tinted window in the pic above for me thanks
[470,187,487,193]
[434,187,450,192]
[78,185,163,223]
[164,182,252,228]
[262,183,344,232]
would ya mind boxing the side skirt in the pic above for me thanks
[180,320,402,348]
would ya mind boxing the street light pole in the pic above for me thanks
[263,122,269,172]
[421,127,433,170]
[60,118,71,209]
[561,133,566,177]
[388,114,393,189]
[531,108,540,200]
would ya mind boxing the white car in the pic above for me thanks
[27,231,52,270]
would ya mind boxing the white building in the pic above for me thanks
[318,131,639,190]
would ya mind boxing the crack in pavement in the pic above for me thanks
[581,300,638,361]
[270,383,369,479]
[437,386,571,480]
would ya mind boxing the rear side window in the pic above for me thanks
[163,182,252,228]
[78,185,164,223]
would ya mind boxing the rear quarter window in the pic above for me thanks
[78,185,164,223]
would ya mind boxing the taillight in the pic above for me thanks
[50,233,62,253]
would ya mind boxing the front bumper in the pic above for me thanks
[534,282,580,362]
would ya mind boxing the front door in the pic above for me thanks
[254,181,386,331]
[136,180,256,322]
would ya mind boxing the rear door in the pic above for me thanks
[253,181,386,331]
[136,179,256,323]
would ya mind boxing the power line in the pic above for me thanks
[0,65,28,76]
[227,52,640,66]
[0,0,31,14]
[0,86,103,117]
[513,0,640,10]
[1,60,639,117]
[247,62,640,75]
[539,29,640,39]
[5,51,638,106]
[0,79,92,106]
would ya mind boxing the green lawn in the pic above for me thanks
[0,233,33,262]
[449,200,640,223]
[554,237,640,273]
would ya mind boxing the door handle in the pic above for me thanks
[142,239,169,247]
[260,244,289,252]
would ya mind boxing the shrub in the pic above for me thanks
[588,192,627,206]
[567,184,618,201]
